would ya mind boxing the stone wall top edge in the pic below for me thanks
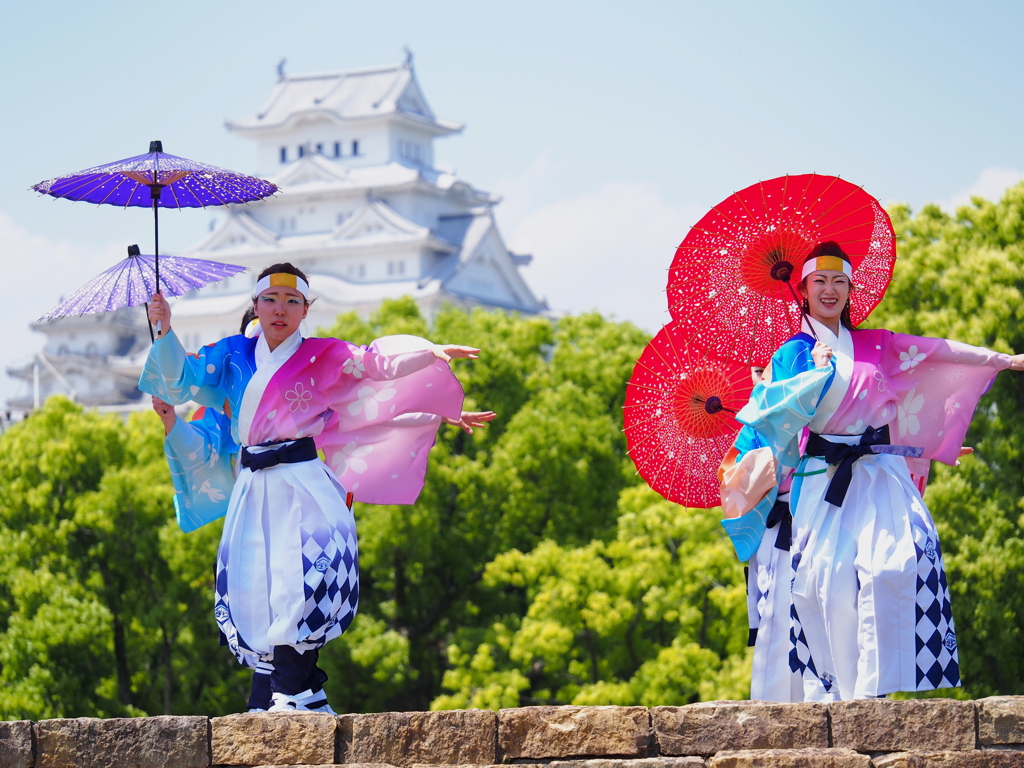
[17,697,1024,725]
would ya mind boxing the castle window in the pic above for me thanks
[358,263,365,278]
[280,146,287,163]
[387,261,394,275]
[398,260,405,274]
[315,143,323,154]
[352,140,360,156]
[298,145,305,158]
[333,142,341,158]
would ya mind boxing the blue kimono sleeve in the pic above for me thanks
[138,330,235,409]
[720,334,834,561]
[165,408,238,532]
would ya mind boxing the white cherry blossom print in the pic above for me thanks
[342,354,366,379]
[899,345,927,371]
[946,367,967,384]
[285,381,313,413]
[845,419,866,435]
[347,383,397,420]
[898,388,925,438]
[873,371,888,391]
[332,443,373,475]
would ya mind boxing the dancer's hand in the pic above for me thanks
[1010,354,1024,371]
[148,292,172,333]
[151,396,176,436]
[444,410,496,434]
[955,446,974,467]
[432,345,480,363]
[811,341,833,368]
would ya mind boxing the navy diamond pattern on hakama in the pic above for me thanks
[913,530,960,690]
[294,517,359,648]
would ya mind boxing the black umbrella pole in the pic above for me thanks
[151,188,162,336]
[144,302,155,343]
[785,281,819,342]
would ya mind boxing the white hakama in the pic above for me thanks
[214,452,359,669]
[790,437,958,700]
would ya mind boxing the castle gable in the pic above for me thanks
[331,198,428,242]
[191,211,279,252]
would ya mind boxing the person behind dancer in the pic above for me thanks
[734,240,1024,701]
[141,262,483,713]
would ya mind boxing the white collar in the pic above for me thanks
[801,316,855,433]
[801,315,840,348]
[254,330,302,370]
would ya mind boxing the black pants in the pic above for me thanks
[246,646,328,709]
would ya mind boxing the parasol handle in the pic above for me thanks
[769,260,819,343]
[150,184,162,335]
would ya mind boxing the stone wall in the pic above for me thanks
[3,698,1024,768]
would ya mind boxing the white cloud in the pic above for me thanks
[505,180,703,334]
[939,167,1024,212]
[0,212,121,407]
[491,150,561,237]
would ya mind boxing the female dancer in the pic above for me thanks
[736,241,1024,701]
[141,263,481,712]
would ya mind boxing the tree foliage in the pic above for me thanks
[0,398,248,719]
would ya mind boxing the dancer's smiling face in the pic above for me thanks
[801,270,850,327]
[254,286,308,350]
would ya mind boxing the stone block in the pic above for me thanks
[652,702,828,756]
[548,760,706,768]
[211,712,335,766]
[35,716,207,768]
[498,706,651,760]
[708,748,870,768]
[873,750,1024,767]
[829,699,975,752]
[980,697,1024,746]
[338,710,496,766]
[0,721,33,768]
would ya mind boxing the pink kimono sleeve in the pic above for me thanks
[884,332,1011,465]
[316,335,464,505]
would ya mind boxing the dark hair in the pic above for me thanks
[804,240,850,263]
[799,241,857,330]
[239,308,256,334]
[253,262,314,307]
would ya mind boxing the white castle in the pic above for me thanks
[8,56,546,412]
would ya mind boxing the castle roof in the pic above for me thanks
[227,62,463,136]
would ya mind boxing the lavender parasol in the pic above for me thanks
[32,141,277,295]
[40,245,247,341]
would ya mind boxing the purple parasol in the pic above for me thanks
[39,245,247,340]
[32,141,277,295]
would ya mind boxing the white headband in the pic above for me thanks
[252,272,309,300]
[801,255,853,281]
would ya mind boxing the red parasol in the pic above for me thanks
[624,321,754,509]
[666,174,897,367]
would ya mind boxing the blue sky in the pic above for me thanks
[2,0,1023,404]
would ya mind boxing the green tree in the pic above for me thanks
[433,485,748,709]
[0,398,246,719]
[317,300,653,711]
